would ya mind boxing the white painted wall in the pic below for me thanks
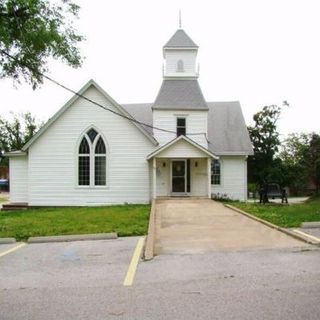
[155,158,208,197]
[164,50,198,77]
[155,139,208,158]
[211,156,247,201]
[153,110,208,147]
[190,158,208,197]
[9,157,28,203]
[27,85,155,206]
[155,159,170,196]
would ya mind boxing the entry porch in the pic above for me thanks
[147,135,218,199]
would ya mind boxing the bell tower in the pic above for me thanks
[163,29,199,78]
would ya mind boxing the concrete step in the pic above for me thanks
[1,203,29,211]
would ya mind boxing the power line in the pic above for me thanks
[0,48,210,143]
[2,11,210,142]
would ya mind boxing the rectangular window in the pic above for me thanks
[211,160,221,185]
[79,156,90,185]
[176,118,186,136]
[95,156,106,186]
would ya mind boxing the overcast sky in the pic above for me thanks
[1,0,319,137]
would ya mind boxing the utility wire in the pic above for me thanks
[1,48,210,143]
[2,11,210,142]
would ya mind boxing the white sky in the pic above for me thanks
[1,0,319,138]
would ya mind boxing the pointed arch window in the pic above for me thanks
[177,59,184,72]
[78,129,107,186]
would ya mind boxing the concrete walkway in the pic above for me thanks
[154,199,308,255]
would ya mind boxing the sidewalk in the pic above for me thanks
[154,199,308,255]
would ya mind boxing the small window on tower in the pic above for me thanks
[177,60,184,72]
[177,118,186,136]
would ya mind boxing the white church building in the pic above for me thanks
[6,28,253,206]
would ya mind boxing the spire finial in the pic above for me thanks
[179,10,182,29]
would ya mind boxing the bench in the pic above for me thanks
[259,183,288,204]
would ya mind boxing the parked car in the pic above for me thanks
[0,179,9,191]
[259,182,288,204]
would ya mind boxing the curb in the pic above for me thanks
[144,199,156,261]
[225,204,320,246]
[28,232,118,244]
[0,238,16,244]
[301,221,320,229]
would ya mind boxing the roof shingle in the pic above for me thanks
[152,79,208,110]
[164,29,198,48]
[121,101,253,155]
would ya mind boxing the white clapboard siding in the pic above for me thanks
[155,158,208,197]
[155,159,170,196]
[190,158,208,197]
[155,139,208,158]
[9,157,28,203]
[164,50,197,77]
[153,110,208,147]
[211,156,247,201]
[27,85,155,206]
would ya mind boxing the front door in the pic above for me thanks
[172,160,186,193]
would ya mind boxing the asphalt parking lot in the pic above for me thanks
[1,237,320,320]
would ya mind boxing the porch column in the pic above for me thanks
[153,157,157,199]
[207,157,211,199]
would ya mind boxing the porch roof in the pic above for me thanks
[147,135,218,160]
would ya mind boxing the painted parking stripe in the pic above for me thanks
[123,237,145,286]
[0,243,27,258]
[293,229,320,243]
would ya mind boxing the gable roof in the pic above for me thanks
[164,29,198,48]
[121,103,153,134]
[147,135,218,160]
[207,102,253,155]
[152,79,208,110]
[122,101,253,156]
[22,80,158,151]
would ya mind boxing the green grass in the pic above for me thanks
[0,205,150,241]
[231,197,320,228]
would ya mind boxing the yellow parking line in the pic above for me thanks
[0,243,27,258]
[123,237,145,286]
[293,229,320,242]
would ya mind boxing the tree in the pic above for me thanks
[247,105,282,185]
[0,0,83,88]
[0,112,43,165]
[308,133,320,194]
[279,132,320,195]
[279,133,310,195]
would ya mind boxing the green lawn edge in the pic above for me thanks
[231,197,320,228]
[0,204,151,241]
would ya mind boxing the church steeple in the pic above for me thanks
[163,29,199,78]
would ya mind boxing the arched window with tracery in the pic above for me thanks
[78,128,107,186]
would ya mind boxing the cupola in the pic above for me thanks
[163,29,199,78]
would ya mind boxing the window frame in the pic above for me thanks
[77,129,108,188]
[211,159,221,185]
[176,117,186,136]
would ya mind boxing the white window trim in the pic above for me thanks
[211,159,222,186]
[176,116,187,136]
[75,130,109,189]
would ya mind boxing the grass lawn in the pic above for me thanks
[0,205,150,241]
[232,197,320,228]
